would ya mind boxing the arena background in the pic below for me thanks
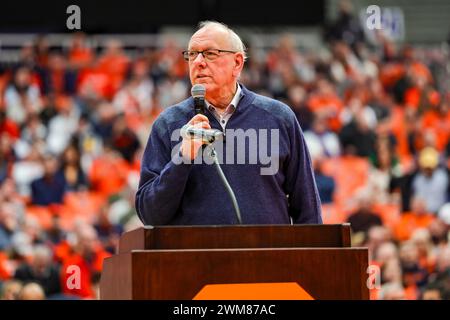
[0,0,450,300]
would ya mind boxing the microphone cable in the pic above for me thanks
[208,146,242,224]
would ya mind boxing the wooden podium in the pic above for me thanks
[100,224,369,300]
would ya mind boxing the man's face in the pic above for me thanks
[188,27,243,100]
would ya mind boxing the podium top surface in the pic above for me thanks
[118,224,352,253]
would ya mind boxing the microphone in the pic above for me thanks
[191,84,206,115]
[181,125,223,144]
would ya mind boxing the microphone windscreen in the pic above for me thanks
[191,84,206,99]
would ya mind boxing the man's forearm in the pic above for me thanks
[135,152,192,225]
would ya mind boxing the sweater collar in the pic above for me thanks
[187,83,255,114]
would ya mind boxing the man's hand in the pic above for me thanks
[180,114,211,160]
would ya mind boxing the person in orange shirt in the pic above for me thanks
[420,102,450,152]
[307,78,344,132]
[0,252,11,280]
[89,143,130,199]
[95,39,130,99]
[394,197,435,242]
[60,224,111,299]
[68,32,94,71]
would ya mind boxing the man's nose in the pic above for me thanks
[192,52,207,66]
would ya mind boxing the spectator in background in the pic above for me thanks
[13,113,47,160]
[46,97,80,155]
[307,78,343,132]
[341,96,378,131]
[421,282,447,300]
[18,282,45,300]
[286,84,313,131]
[38,51,77,96]
[378,282,406,300]
[18,41,37,70]
[68,32,94,71]
[95,39,130,99]
[93,205,123,254]
[0,179,25,222]
[14,245,61,297]
[0,203,18,251]
[155,37,188,80]
[156,69,189,110]
[420,100,450,153]
[347,195,383,235]
[324,0,365,51]
[38,93,59,127]
[431,245,450,282]
[61,144,88,191]
[112,58,155,133]
[89,143,129,199]
[72,113,103,174]
[0,133,17,184]
[0,280,23,300]
[21,215,45,246]
[364,226,392,261]
[11,139,44,198]
[34,36,50,69]
[0,110,20,141]
[394,198,435,242]
[304,114,341,160]
[399,241,429,298]
[375,242,399,267]
[339,103,376,157]
[110,114,141,164]
[428,217,449,247]
[312,157,335,204]
[239,46,268,93]
[30,154,66,206]
[92,102,116,142]
[60,224,110,299]
[366,79,392,122]
[412,147,449,214]
[380,258,403,287]
[266,34,314,98]
[365,132,401,204]
[4,66,42,126]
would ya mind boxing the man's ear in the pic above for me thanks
[233,53,244,77]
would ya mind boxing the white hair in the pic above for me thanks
[197,20,248,61]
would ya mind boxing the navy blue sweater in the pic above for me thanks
[135,85,322,225]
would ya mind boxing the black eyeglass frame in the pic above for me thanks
[182,49,238,61]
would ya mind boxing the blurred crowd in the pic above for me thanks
[1,3,450,299]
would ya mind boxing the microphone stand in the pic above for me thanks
[207,145,243,224]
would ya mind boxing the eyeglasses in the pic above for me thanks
[182,49,237,61]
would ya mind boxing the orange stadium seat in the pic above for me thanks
[372,203,402,230]
[321,156,370,206]
[321,203,347,224]
[25,206,54,230]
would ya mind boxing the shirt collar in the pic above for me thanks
[206,84,243,114]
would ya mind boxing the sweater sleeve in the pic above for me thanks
[135,117,193,225]
[284,115,323,224]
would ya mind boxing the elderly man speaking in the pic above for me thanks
[135,21,322,225]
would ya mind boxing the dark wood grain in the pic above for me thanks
[118,224,352,253]
[100,248,369,300]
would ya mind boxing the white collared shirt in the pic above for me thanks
[206,84,243,130]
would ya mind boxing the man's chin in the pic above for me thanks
[194,78,211,85]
